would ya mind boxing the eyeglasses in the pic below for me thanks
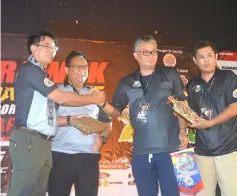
[35,44,59,52]
[136,50,158,56]
[68,65,89,69]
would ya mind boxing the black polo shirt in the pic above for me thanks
[111,66,186,155]
[187,69,237,156]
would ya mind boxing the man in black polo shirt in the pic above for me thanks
[187,40,237,196]
[101,35,189,196]
[8,30,105,196]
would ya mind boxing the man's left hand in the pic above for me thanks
[91,134,103,152]
[189,117,214,129]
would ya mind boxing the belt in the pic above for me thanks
[15,126,54,141]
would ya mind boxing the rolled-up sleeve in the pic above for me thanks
[225,71,237,105]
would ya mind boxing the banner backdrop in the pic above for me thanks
[1,33,236,195]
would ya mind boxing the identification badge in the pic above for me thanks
[200,107,213,120]
[137,102,150,122]
[195,85,201,92]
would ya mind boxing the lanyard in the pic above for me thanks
[201,76,215,104]
[139,71,155,100]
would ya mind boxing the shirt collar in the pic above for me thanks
[198,68,220,84]
[133,66,157,79]
[27,55,44,70]
[63,79,88,93]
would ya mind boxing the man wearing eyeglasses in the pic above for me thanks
[100,35,189,196]
[48,51,112,196]
[8,30,105,196]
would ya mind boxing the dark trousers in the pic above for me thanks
[7,129,52,196]
[132,152,179,196]
[48,151,100,196]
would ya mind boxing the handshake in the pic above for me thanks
[86,88,107,108]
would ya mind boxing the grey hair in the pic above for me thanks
[134,35,157,51]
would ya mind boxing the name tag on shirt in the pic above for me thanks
[137,102,150,122]
[200,107,213,120]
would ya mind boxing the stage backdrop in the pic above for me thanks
[1,33,236,195]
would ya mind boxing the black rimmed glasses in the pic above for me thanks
[68,65,89,70]
[35,44,59,52]
[136,50,158,56]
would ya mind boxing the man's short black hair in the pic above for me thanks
[193,40,218,57]
[27,30,58,54]
[65,51,88,67]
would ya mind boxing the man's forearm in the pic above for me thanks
[102,103,120,118]
[59,92,96,106]
[178,116,188,133]
[57,116,68,127]
[100,122,112,139]
[48,88,104,107]
[209,102,237,126]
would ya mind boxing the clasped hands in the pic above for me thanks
[86,88,106,107]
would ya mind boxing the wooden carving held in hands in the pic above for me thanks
[70,117,107,134]
[167,96,196,124]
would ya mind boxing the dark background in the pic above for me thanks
[2,0,237,51]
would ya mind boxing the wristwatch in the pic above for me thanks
[66,116,71,125]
